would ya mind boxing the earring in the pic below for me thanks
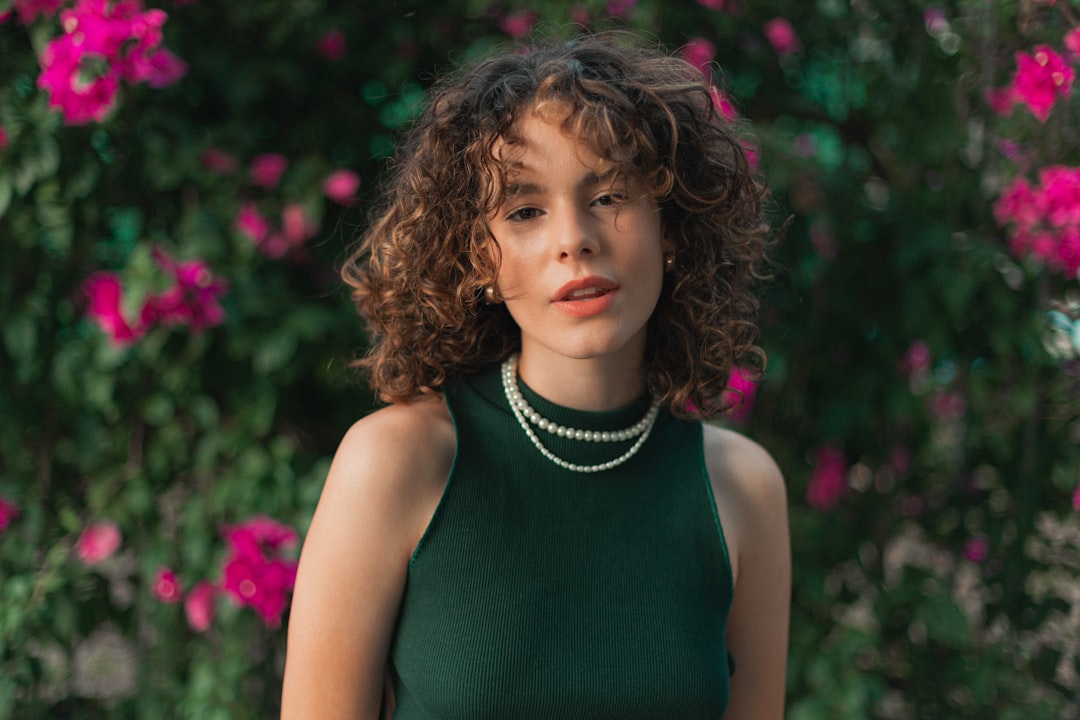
[485,286,499,304]
[664,253,675,271]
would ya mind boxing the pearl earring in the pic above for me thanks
[664,253,675,271]
[485,286,498,303]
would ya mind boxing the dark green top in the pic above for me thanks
[389,363,735,719]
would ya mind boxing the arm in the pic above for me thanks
[703,425,791,720]
[281,399,454,720]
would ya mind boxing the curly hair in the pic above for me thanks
[343,32,771,419]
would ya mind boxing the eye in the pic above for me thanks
[593,191,630,207]
[505,206,543,223]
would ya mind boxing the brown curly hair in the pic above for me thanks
[343,32,770,419]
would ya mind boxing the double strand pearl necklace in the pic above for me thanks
[500,354,660,474]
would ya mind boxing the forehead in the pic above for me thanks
[492,105,613,182]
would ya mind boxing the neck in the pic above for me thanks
[515,348,647,412]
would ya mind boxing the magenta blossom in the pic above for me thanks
[962,536,990,563]
[0,126,10,151]
[220,516,298,628]
[993,46,1074,123]
[184,581,216,632]
[722,366,758,422]
[680,38,716,78]
[315,29,346,62]
[995,165,1080,278]
[77,521,121,564]
[13,0,65,24]
[1066,28,1080,58]
[282,203,317,247]
[806,445,848,511]
[141,248,227,332]
[83,273,145,344]
[605,0,635,18]
[201,147,239,174]
[37,0,185,125]
[249,153,288,189]
[0,497,19,534]
[235,202,271,245]
[152,567,182,603]
[764,18,801,56]
[709,87,738,122]
[499,10,537,39]
[323,169,360,205]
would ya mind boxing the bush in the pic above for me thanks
[1,0,1077,718]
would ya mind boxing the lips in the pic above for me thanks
[553,276,617,302]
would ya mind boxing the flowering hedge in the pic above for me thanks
[1,0,1078,718]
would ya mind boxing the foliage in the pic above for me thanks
[0,0,1078,718]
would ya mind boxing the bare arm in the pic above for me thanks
[281,400,454,720]
[704,425,791,720]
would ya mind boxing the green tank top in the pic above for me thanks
[389,363,735,719]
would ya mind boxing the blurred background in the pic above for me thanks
[1,0,1078,718]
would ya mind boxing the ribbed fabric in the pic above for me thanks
[389,364,735,720]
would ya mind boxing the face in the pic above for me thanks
[487,108,669,368]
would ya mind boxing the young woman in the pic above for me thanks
[282,33,790,720]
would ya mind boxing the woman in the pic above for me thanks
[282,33,789,719]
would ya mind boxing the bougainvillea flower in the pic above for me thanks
[83,273,145,344]
[0,126,9,151]
[315,29,346,61]
[962,536,990,563]
[764,18,802,56]
[995,165,1080,278]
[141,248,227,332]
[0,496,19,534]
[1011,46,1074,123]
[322,169,360,205]
[282,203,317,247]
[709,87,738,122]
[1066,28,1080,58]
[13,0,65,24]
[1038,165,1080,228]
[722,366,758,422]
[38,37,121,125]
[806,445,848,511]
[235,202,271,244]
[499,10,537,39]
[220,516,299,628]
[184,581,216,632]
[152,567,182,603]
[680,37,716,78]
[249,153,288,189]
[605,0,636,19]
[201,147,238,174]
[77,521,122,564]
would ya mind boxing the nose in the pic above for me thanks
[552,202,600,260]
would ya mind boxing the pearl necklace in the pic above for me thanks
[500,354,660,473]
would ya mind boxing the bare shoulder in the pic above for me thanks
[700,423,787,581]
[282,395,455,718]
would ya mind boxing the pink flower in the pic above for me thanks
[36,0,185,124]
[282,204,317,247]
[152,567,182,603]
[0,497,20,534]
[901,340,932,375]
[1038,165,1080,228]
[13,0,65,24]
[722,366,758,422]
[250,153,288,189]
[235,202,271,244]
[220,516,298,628]
[680,38,716,78]
[1066,28,1080,59]
[709,87,738,122]
[962,536,990,563]
[764,18,801,56]
[315,29,346,61]
[184,581,216,632]
[141,248,227,332]
[994,177,1042,229]
[499,10,537,39]
[605,0,635,18]
[201,147,238,174]
[0,11,10,23]
[1011,46,1074,123]
[806,445,847,511]
[77,521,121,564]
[82,273,145,344]
[0,126,8,151]
[322,169,360,205]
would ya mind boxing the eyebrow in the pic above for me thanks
[501,169,614,200]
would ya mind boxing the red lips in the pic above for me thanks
[552,276,617,302]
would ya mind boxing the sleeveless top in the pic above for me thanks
[388,364,735,719]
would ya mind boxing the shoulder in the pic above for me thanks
[700,423,787,580]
